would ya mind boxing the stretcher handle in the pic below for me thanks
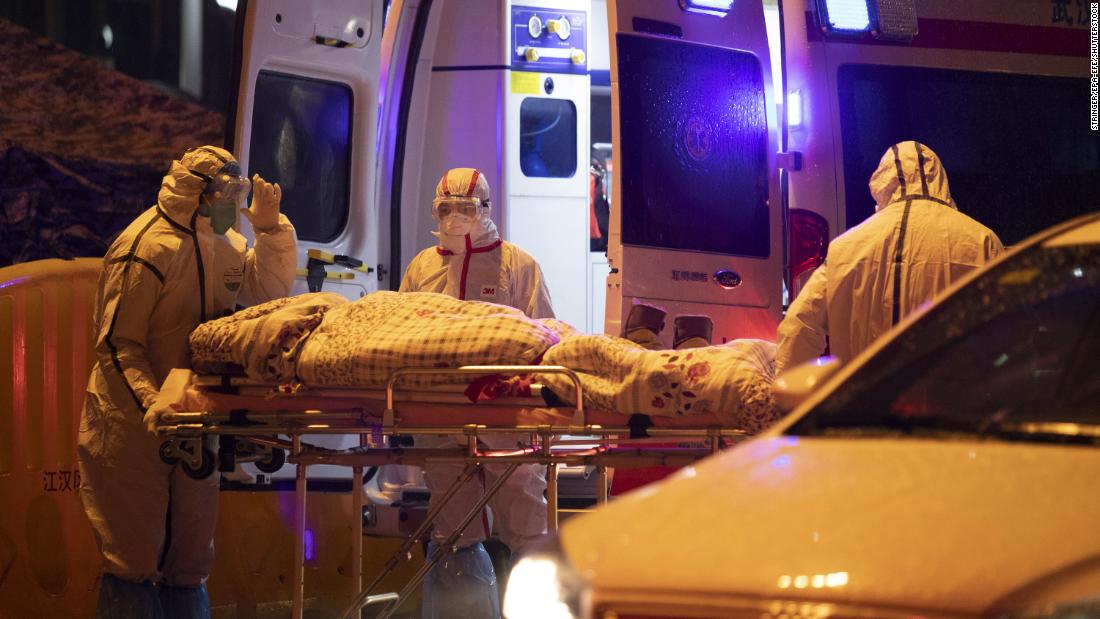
[384,365,586,427]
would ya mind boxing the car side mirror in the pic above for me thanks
[773,356,842,413]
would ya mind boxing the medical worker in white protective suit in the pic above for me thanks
[77,145,296,618]
[400,167,554,618]
[776,141,1003,375]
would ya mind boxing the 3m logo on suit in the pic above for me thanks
[481,286,496,297]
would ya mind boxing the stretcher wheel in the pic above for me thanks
[254,448,286,474]
[182,448,217,480]
[159,442,180,465]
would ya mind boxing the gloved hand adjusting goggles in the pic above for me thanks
[431,196,488,220]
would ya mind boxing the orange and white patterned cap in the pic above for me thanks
[434,168,491,203]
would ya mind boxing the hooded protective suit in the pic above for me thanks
[400,169,553,618]
[776,141,1003,375]
[77,146,296,608]
[400,169,554,318]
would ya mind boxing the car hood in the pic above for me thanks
[560,436,1100,615]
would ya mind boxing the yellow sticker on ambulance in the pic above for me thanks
[511,71,540,94]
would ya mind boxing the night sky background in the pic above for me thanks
[0,1,237,265]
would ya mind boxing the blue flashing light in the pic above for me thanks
[820,0,870,33]
[304,528,315,562]
[679,0,736,18]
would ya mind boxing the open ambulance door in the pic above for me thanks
[228,0,389,300]
[604,0,783,345]
[780,0,1096,282]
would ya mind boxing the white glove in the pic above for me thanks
[241,173,283,232]
[143,404,169,435]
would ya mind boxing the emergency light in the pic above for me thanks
[787,90,803,128]
[817,0,871,34]
[817,0,918,42]
[678,0,736,18]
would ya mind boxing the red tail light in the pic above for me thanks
[789,208,829,279]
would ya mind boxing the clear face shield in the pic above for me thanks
[194,162,251,234]
[432,196,488,236]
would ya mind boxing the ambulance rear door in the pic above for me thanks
[605,0,783,345]
[782,0,1097,262]
[228,0,389,299]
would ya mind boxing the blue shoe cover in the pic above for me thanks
[96,573,164,619]
[160,583,211,619]
[422,542,501,619]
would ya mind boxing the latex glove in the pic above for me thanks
[242,173,283,232]
[143,404,169,435]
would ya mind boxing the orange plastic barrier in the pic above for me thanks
[0,258,100,618]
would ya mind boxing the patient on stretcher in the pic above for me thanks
[188,290,780,432]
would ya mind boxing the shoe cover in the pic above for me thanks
[96,573,164,619]
[623,304,666,337]
[160,583,211,619]
[673,315,713,349]
[623,304,667,350]
[674,336,711,350]
[421,542,501,619]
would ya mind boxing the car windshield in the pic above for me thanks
[788,229,1100,446]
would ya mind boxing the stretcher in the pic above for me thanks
[153,365,750,619]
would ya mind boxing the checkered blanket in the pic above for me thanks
[189,291,560,387]
[189,292,348,382]
[190,292,777,425]
[538,335,778,430]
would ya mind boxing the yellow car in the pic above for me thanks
[503,211,1100,619]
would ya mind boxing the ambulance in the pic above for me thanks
[230,0,1097,343]
[0,0,1094,616]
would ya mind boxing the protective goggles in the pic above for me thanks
[431,196,487,220]
[193,162,252,205]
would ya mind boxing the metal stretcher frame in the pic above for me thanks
[153,366,750,619]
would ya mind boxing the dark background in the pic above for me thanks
[0,1,237,266]
[0,0,236,113]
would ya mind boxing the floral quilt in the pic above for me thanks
[539,335,779,431]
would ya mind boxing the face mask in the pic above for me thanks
[440,213,475,236]
[199,198,238,235]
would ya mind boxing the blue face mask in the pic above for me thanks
[195,161,250,235]
[198,197,237,235]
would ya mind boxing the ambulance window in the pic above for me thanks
[616,34,769,257]
[247,70,353,242]
[837,65,1100,244]
[520,98,578,178]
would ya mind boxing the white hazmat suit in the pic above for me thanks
[77,146,296,615]
[776,141,1003,374]
[400,168,554,618]
[401,172,554,318]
